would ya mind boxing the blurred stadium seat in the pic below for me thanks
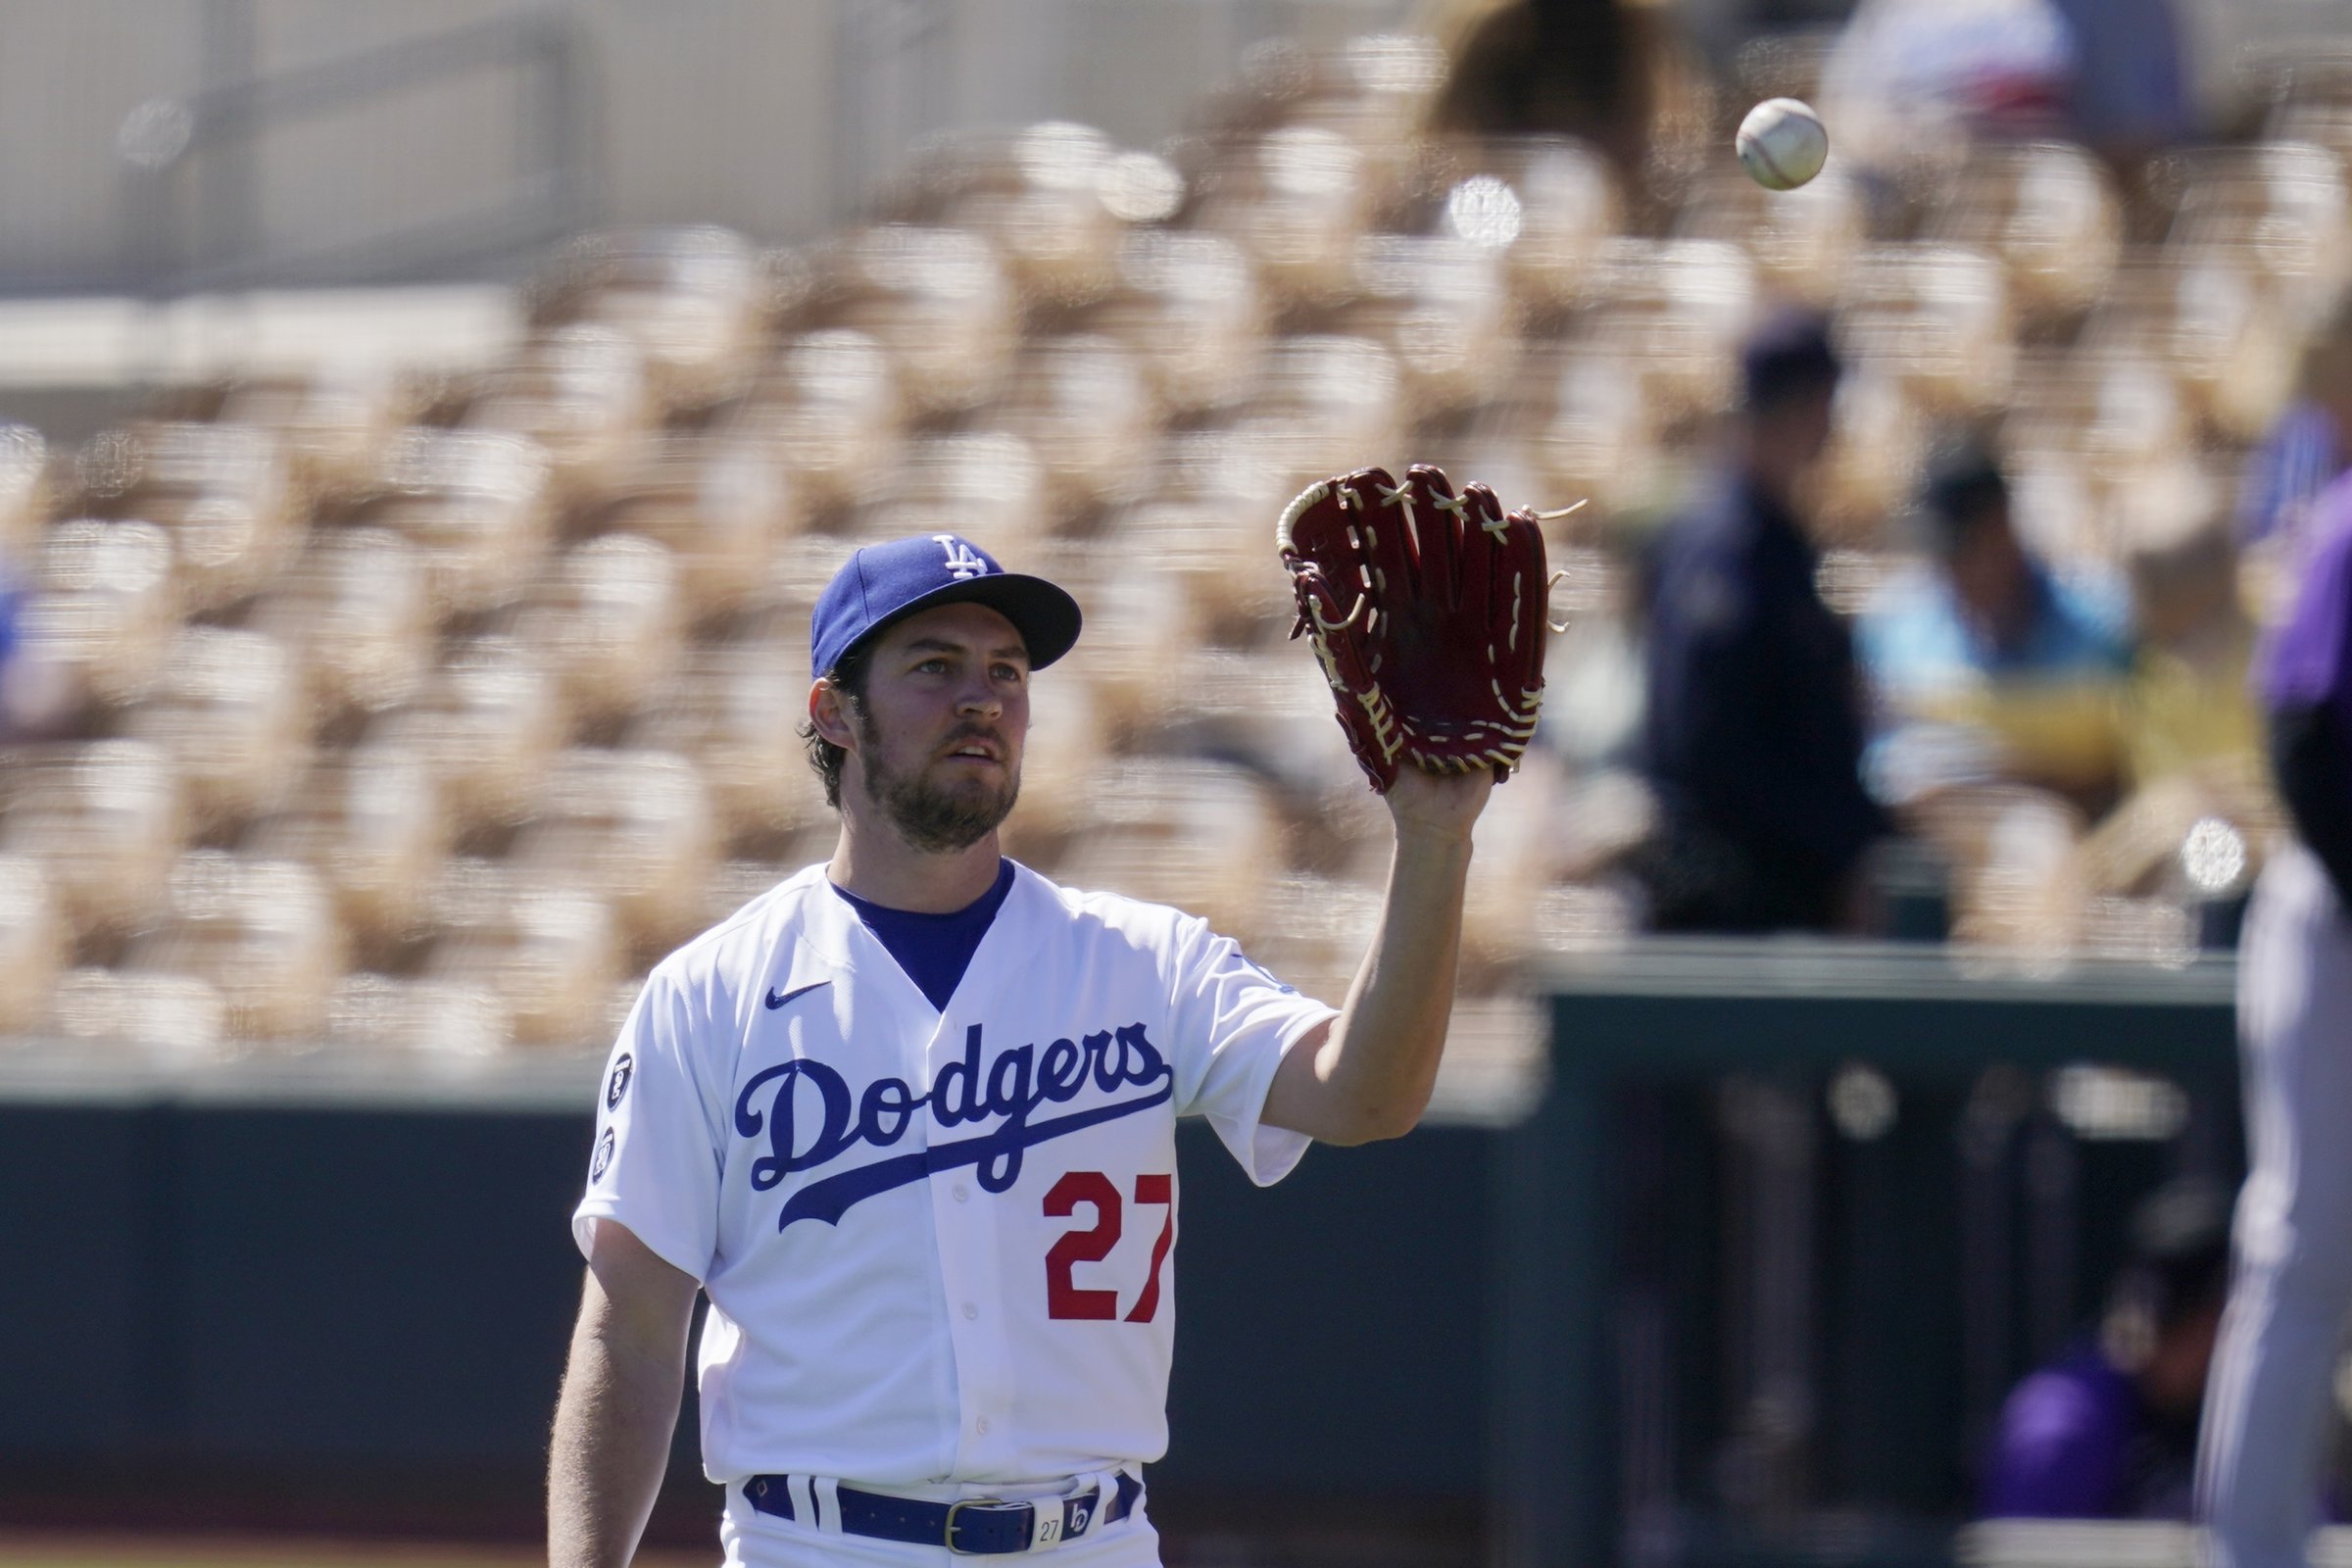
[0,23,2309,1069]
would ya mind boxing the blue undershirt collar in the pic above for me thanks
[829,858,1017,1011]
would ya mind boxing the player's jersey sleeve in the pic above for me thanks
[1163,915,1334,1187]
[571,962,728,1283]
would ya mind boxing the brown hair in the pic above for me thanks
[798,640,873,809]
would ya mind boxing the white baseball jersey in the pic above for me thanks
[572,859,1335,1489]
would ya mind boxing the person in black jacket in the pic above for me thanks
[1635,310,1888,933]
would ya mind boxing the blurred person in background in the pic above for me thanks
[2116,505,2262,804]
[2060,500,2276,927]
[1633,309,1888,933]
[2196,409,2352,1568]
[1982,1178,2231,1520]
[1858,439,2132,821]
[1821,0,2189,200]
[2237,292,2352,568]
[1421,0,1710,200]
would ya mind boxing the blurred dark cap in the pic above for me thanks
[1740,307,1840,412]
[1915,437,2010,553]
[2121,1176,2233,1327]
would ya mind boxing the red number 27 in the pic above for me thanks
[1044,1170,1173,1322]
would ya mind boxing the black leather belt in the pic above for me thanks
[743,1470,1141,1554]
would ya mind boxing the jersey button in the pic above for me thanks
[976,1416,991,1434]
[962,1301,979,1320]
[953,1184,970,1202]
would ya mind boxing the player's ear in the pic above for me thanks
[809,677,858,751]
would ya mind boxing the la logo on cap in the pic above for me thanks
[934,534,989,579]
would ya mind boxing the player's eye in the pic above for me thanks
[993,663,1026,685]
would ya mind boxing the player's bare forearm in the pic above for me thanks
[548,1225,698,1568]
[1265,766,1492,1144]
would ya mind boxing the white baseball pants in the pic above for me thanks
[2198,843,2352,1568]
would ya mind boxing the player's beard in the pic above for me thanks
[855,712,1021,855]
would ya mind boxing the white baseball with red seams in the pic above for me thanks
[574,859,1335,1564]
[1737,98,1829,191]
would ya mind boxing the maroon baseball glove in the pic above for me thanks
[1278,463,1554,794]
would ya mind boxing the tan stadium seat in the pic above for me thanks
[1158,647,1356,791]
[932,123,1127,307]
[2001,348,2191,558]
[758,533,860,631]
[1102,497,1295,646]
[1243,335,1402,490]
[630,636,829,847]
[1835,245,2016,417]
[462,324,652,499]
[2267,99,2352,184]
[251,527,436,718]
[80,421,298,613]
[1673,166,1865,306]
[1814,364,1927,548]
[1240,871,1386,1010]
[1054,758,1283,939]
[2164,141,2352,318]
[216,366,407,502]
[326,971,512,1057]
[732,328,903,514]
[1193,124,1371,309]
[361,427,553,620]
[1456,751,1573,983]
[49,967,227,1058]
[375,635,565,832]
[1581,239,1758,423]
[858,433,1050,549]
[24,518,179,708]
[515,534,686,727]
[1531,346,1662,515]
[1920,142,2122,324]
[243,742,448,956]
[423,858,622,1047]
[986,336,1154,524]
[127,851,345,1042]
[699,858,804,931]
[538,225,767,413]
[1290,32,1450,219]
[0,739,181,939]
[1482,138,1624,314]
[1909,782,2088,960]
[122,625,308,833]
[997,669,1107,865]
[1337,234,1514,418]
[0,854,66,1034]
[1021,539,1202,752]
[510,748,718,956]
[820,226,1018,416]
[0,423,50,562]
[1095,232,1265,417]
[573,431,794,623]
[2079,259,2296,444]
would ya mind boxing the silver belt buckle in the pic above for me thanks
[945,1495,1011,1554]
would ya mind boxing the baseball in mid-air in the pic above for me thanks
[1736,97,1829,191]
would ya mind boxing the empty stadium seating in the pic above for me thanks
[0,27,2318,1053]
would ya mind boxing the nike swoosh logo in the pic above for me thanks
[765,980,831,1011]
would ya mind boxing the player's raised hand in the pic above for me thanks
[1382,760,1494,842]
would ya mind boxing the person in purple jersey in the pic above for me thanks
[1983,1179,2230,1521]
[2196,459,2352,1568]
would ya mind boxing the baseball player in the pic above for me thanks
[2195,463,2352,1566]
[545,519,1512,1566]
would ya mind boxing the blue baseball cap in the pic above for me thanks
[810,532,1083,679]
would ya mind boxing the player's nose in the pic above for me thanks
[952,673,1003,716]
